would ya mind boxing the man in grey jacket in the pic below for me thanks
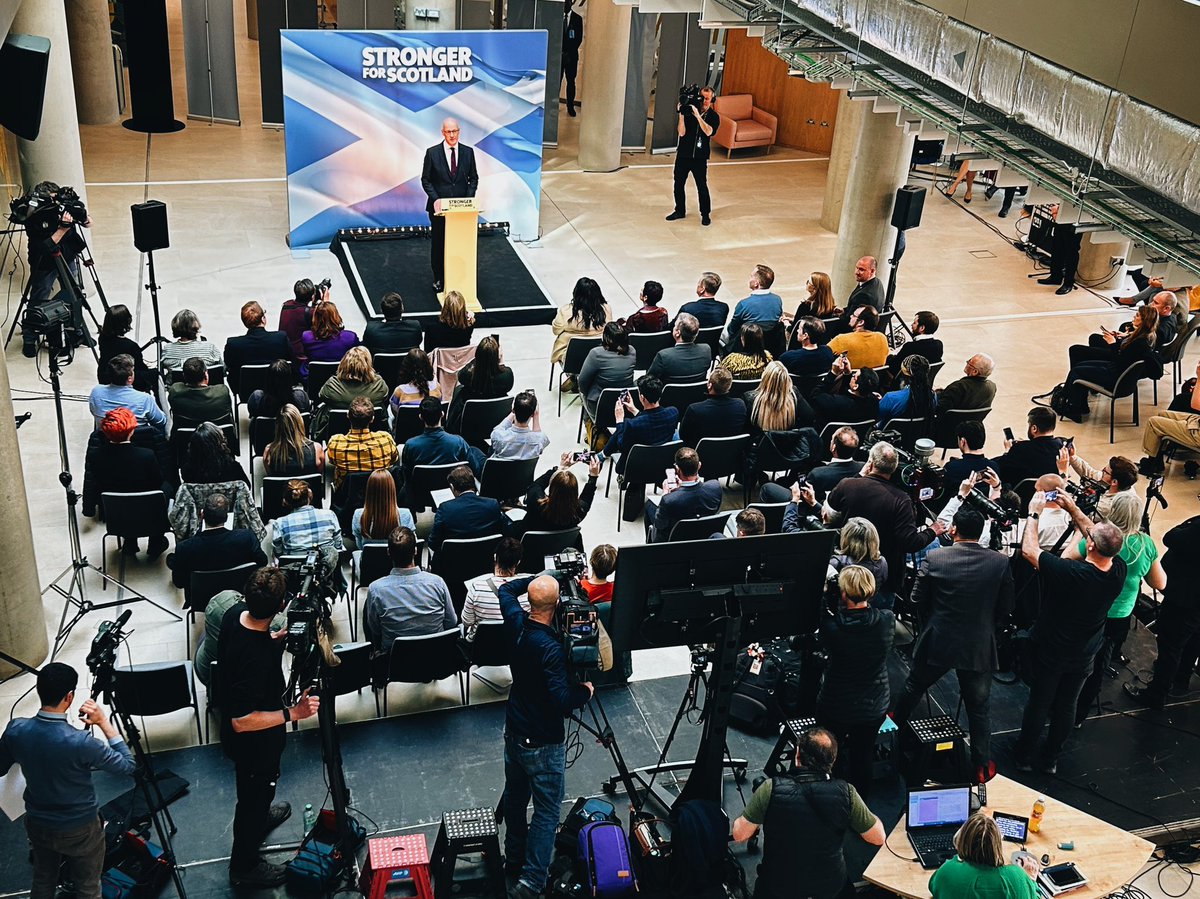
[647,313,712,385]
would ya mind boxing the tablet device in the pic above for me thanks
[993,811,1029,843]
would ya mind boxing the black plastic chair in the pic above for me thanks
[817,419,876,458]
[373,629,468,715]
[466,620,511,703]
[933,407,993,458]
[747,501,790,533]
[660,381,708,419]
[696,325,724,356]
[928,360,946,386]
[668,511,733,542]
[580,386,640,446]
[479,457,538,503]
[1012,478,1039,515]
[305,360,340,404]
[260,473,325,524]
[743,431,808,504]
[407,461,463,513]
[112,661,203,745]
[1162,315,1200,397]
[628,330,675,372]
[331,470,374,536]
[330,641,374,698]
[729,378,762,398]
[185,562,257,658]
[460,396,514,448]
[431,535,505,613]
[374,352,417,394]
[234,363,273,406]
[391,404,424,445]
[100,491,170,584]
[350,543,392,641]
[520,527,583,568]
[790,373,828,397]
[606,441,683,531]
[695,433,751,485]
[1072,359,1149,444]
[761,322,787,359]
[163,364,225,388]
[883,416,933,447]
[326,406,389,438]
[553,336,603,415]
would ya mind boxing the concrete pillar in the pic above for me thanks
[12,0,87,205]
[65,0,119,125]
[820,91,867,233]
[0,350,49,678]
[830,110,914,301]
[578,0,631,172]
[1078,235,1132,291]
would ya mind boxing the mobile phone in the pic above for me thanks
[664,467,678,485]
[491,333,500,344]
[795,474,808,488]
[1064,436,1075,450]
[619,388,631,403]
[1044,489,1059,502]
[1003,427,1015,442]
[572,450,593,463]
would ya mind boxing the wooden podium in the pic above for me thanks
[435,198,483,313]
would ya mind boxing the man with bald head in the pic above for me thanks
[497,573,593,899]
[1071,290,1183,366]
[830,256,885,337]
[421,117,479,292]
[937,353,997,412]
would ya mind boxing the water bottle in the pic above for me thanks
[303,803,317,835]
[1030,797,1045,833]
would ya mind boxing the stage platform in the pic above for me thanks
[331,227,557,330]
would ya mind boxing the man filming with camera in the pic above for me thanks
[665,86,720,227]
[17,182,92,357]
[497,574,593,899]
[0,662,135,899]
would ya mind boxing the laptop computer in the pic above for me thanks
[906,785,971,869]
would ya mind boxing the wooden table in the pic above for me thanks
[863,775,1155,899]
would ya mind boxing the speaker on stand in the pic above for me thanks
[884,185,927,343]
[123,0,185,132]
[131,201,171,355]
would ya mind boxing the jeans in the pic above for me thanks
[502,737,566,893]
[672,156,711,216]
[1015,654,1091,765]
[231,756,281,871]
[27,816,106,899]
[893,662,993,767]
[816,713,884,799]
[1074,615,1131,724]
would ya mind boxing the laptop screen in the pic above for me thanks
[907,787,971,830]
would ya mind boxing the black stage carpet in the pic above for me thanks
[0,655,1196,897]
[331,230,556,329]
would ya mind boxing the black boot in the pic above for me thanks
[1055,282,1076,296]
[1037,275,1063,285]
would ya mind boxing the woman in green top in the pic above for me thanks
[929,814,1038,899]
[1064,492,1167,726]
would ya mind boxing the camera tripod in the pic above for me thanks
[883,229,916,350]
[5,228,105,360]
[39,345,180,660]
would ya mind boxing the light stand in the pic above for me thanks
[140,249,169,356]
[1141,476,1167,534]
[883,229,915,350]
[38,338,180,660]
[75,227,112,316]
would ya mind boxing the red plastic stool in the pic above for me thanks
[360,834,434,899]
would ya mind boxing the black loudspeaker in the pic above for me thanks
[891,185,927,231]
[131,201,170,252]
[0,35,50,141]
[123,0,184,133]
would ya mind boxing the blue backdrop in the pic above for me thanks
[281,30,547,249]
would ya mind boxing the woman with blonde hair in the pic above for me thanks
[827,517,889,607]
[744,361,815,436]
[318,346,389,407]
[263,404,324,476]
[423,290,476,353]
[301,300,359,377]
[929,814,1038,899]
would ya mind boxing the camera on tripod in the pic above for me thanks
[10,183,88,231]
[281,548,338,663]
[550,550,602,674]
[85,610,132,687]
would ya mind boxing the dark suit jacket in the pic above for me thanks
[647,343,712,385]
[222,328,293,392]
[937,376,996,412]
[835,278,886,332]
[363,319,423,355]
[650,479,723,542]
[680,395,748,448]
[88,442,166,500]
[428,491,508,552]
[421,143,480,213]
[678,298,729,329]
[911,541,1014,671]
[807,459,860,500]
[990,436,1063,487]
[888,337,943,375]
[170,527,268,589]
[827,474,936,592]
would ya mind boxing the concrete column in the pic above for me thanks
[820,91,866,233]
[830,110,914,300]
[12,0,87,204]
[578,0,631,172]
[1077,235,1131,290]
[0,350,49,678]
[65,0,119,125]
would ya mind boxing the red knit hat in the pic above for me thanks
[99,407,137,442]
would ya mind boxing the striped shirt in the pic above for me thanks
[326,428,399,488]
[159,338,224,373]
[461,574,527,639]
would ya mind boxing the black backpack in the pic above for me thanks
[729,639,805,734]
[669,800,748,899]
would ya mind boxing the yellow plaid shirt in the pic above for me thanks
[326,428,399,487]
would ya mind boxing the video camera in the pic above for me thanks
[864,430,945,505]
[280,548,340,696]
[1063,475,1107,519]
[10,183,88,232]
[678,83,703,114]
[85,610,133,702]
[550,550,602,674]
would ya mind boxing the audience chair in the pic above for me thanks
[1012,478,1039,513]
[233,363,272,419]
[884,416,932,446]
[172,423,239,466]
[431,534,505,611]
[743,431,807,505]
[580,386,640,447]
[790,373,827,397]
[695,433,752,486]
[933,407,993,458]
[668,511,733,542]
[1154,315,1200,400]
[479,457,538,504]
[553,336,603,416]
[466,621,512,703]
[332,470,374,535]
[607,440,683,532]
[330,641,374,698]
[374,352,416,394]
[185,562,258,657]
[728,378,761,398]
[99,491,170,585]
[260,472,325,524]
[327,406,389,438]
[374,630,468,716]
[928,360,946,386]
[460,396,514,449]
[1072,359,1150,444]
[112,661,203,745]
[391,403,430,445]
[696,326,724,357]
[747,501,790,533]
[407,462,463,513]
[660,381,708,420]
[249,411,314,464]
[628,330,675,372]
[817,420,875,460]
[351,543,392,642]
[163,364,225,388]
[305,360,340,404]
[520,527,583,568]
[761,322,787,359]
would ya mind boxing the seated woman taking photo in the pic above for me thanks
[1058,305,1160,423]
[518,452,602,535]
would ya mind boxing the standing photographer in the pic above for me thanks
[665,86,720,227]
[0,662,135,899]
[498,575,593,899]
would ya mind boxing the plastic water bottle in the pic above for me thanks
[303,803,317,835]
[1030,797,1045,833]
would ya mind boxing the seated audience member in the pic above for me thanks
[222,300,292,393]
[1057,306,1160,423]
[783,272,839,343]
[644,447,722,542]
[489,391,550,461]
[169,493,266,590]
[721,507,767,539]
[810,362,880,426]
[520,453,601,535]
[721,323,772,380]
[677,271,728,329]
[1139,357,1200,473]
[89,355,167,436]
[941,420,991,486]
[280,278,319,360]
[579,544,617,603]
[423,290,475,354]
[937,353,997,411]
[600,375,680,520]
[400,397,482,501]
[248,359,310,418]
[816,565,894,796]
[462,537,526,640]
[97,304,156,393]
[680,368,749,448]
[827,305,888,370]
[263,404,324,477]
[194,567,289,688]
[887,311,943,375]
[1058,447,1139,519]
[929,815,1040,899]
[171,477,265,544]
[319,346,389,415]
[550,276,612,366]
[578,322,635,428]
[619,281,669,333]
[363,291,422,355]
[876,354,936,429]
[1074,290,1181,358]
[159,309,224,374]
[168,356,234,427]
[301,300,359,377]
[825,518,890,608]
[744,361,815,437]
[389,347,441,409]
[832,256,885,335]
[429,465,509,553]
[809,427,862,500]
[647,313,711,384]
[989,407,1063,486]
[724,264,782,348]
[352,469,415,547]
[271,478,344,573]
[364,526,457,648]
[89,408,169,557]
[779,317,834,377]
[181,422,249,485]
[326,396,399,490]
[1167,359,1200,413]
[447,335,513,433]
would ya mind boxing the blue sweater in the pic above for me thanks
[0,711,135,831]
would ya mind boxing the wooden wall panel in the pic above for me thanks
[721,29,840,155]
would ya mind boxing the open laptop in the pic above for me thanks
[906,785,971,869]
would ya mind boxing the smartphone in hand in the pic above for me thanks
[1003,427,1015,442]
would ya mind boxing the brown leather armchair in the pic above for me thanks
[712,94,778,156]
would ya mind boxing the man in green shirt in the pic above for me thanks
[732,727,885,899]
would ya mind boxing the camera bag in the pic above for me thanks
[729,639,805,734]
[557,797,618,853]
[578,820,637,898]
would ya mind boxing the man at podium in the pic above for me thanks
[421,118,479,293]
